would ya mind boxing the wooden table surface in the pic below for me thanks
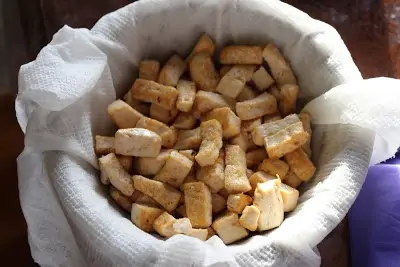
[3,0,400,266]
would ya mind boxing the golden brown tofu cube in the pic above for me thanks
[190,53,220,92]
[153,212,192,237]
[193,90,232,114]
[211,193,227,214]
[150,103,178,125]
[195,119,223,167]
[123,91,151,116]
[116,155,133,173]
[135,193,160,208]
[134,149,172,176]
[173,112,197,130]
[257,158,289,180]
[284,170,303,189]
[230,131,255,152]
[248,171,277,196]
[179,149,196,161]
[139,60,160,81]
[158,55,186,86]
[280,183,299,212]
[299,112,312,157]
[187,228,209,241]
[279,84,298,116]
[220,46,263,65]
[186,33,216,63]
[211,212,248,244]
[227,193,253,214]
[107,100,144,129]
[262,43,297,87]
[131,203,164,232]
[131,79,179,109]
[225,165,251,194]
[95,135,115,155]
[136,117,177,148]
[236,92,278,120]
[225,144,247,169]
[176,80,196,112]
[109,186,133,212]
[239,205,260,231]
[236,85,258,102]
[174,127,202,150]
[115,128,161,157]
[196,150,225,193]
[179,173,198,192]
[219,65,233,77]
[204,107,241,139]
[284,148,316,181]
[252,66,275,91]
[242,118,262,133]
[263,113,282,124]
[133,175,182,212]
[246,148,268,169]
[268,85,281,101]
[183,182,212,228]
[216,65,256,98]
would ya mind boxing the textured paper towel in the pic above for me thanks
[15,0,400,266]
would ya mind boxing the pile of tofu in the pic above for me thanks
[95,34,316,244]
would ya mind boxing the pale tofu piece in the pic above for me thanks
[186,34,216,63]
[190,53,220,92]
[230,131,255,152]
[179,149,196,161]
[107,100,144,129]
[115,128,161,157]
[150,103,178,125]
[268,85,281,101]
[173,112,197,129]
[225,144,247,169]
[236,92,278,120]
[263,113,282,123]
[246,148,268,169]
[188,228,209,241]
[219,65,233,77]
[220,46,263,65]
[284,148,316,181]
[135,193,160,208]
[211,212,249,244]
[131,203,164,232]
[131,79,179,109]
[154,151,194,188]
[123,91,151,116]
[224,145,251,194]
[248,171,277,196]
[257,158,289,180]
[193,91,232,114]
[158,55,186,86]
[252,66,275,91]
[95,136,115,157]
[139,60,160,81]
[299,112,312,157]
[262,44,297,87]
[239,205,260,231]
[207,227,216,239]
[253,179,284,231]
[99,153,134,196]
[204,107,241,139]
[196,150,225,193]
[242,118,262,133]
[174,127,202,150]
[236,85,258,102]
[284,170,303,189]
[109,186,132,212]
[183,182,212,228]
[133,175,182,212]
[196,119,223,167]
[253,115,300,146]
[136,117,177,148]
[279,84,299,116]
[227,193,253,213]
[134,149,172,176]
[153,212,192,237]
[280,183,299,212]
[211,193,227,214]
[216,65,256,98]
[176,204,187,217]
[176,80,196,112]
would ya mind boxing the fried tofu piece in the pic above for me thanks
[179,149,196,161]
[123,91,150,116]
[279,84,298,116]
[115,128,161,157]
[107,100,144,129]
[176,80,196,112]
[173,112,197,130]
[239,205,260,231]
[134,149,172,176]
[109,186,132,212]
[236,85,258,102]
[212,212,248,244]
[131,203,164,232]
[253,115,299,146]
[220,45,263,65]
[207,227,216,239]
[252,66,275,91]
[242,118,262,133]
[218,188,230,199]
[133,175,182,212]
[211,193,227,214]
[174,127,202,150]
[253,179,284,231]
[219,65,233,77]
[154,151,194,188]
[193,91,232,114]
[263,113,282,123]
[196,119,223,167]
[284,170,303,189]
[135,193,160,208]
[262,44,297,87]
[188,228,209,241]
[95,135,115,155]
[183,182,212,228]
[284,148,316,181]
[204,107,241,139]
[248,171,277,196]
[116,155,133,173]
[196,150,225,193]
[227,193,253,214]
[268,85,281,101]
[99,153,134,196]
[245,148,267,169]
[150,103,178,125]
[131,79,178,109]
[299,112,312,157]
[99,159,111,185]
[190,53,220,92]
[158,55,186,86]
[176,204,187,217]
[179,173,198,192]
[257,158,289,180]
[136,117,177,148]
[236,92,278,120]
[280,183,299,212]
[230,131,256,152]
[139,60,160,81]
[153,212,192,237]
[186,33,216,63]
[216,65,256,98]
[224,145,251,193]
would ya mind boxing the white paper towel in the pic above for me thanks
[15,0,400,266]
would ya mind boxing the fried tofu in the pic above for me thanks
[211,212,248,244]
[246,148,268,168]
[115,128,161,157]
[196,150,225,193]
[284,170,303,189]
[284,148,316,181]
[174,127,202,150]
[248,171,277,196]
[204,107,241,139]
[219,65,233,77]
[136,117,177,148]
[153,212,192,237]
[183,182,212,228]
[230,131,256,152]
[299,112,312,157]
[263,113,282,124]
[186,33,216,63]
[227,193,253,214]
[268,85,281,101]
[158,55,186,86]
[242,118,262,133]
[216,65,256,98]
[176,80,196,112]
[220,46,263,65]
[211,193,227,214]
[95,135,115,155]
[236,92,278,120]
[173,112,197,130]
[257,158,289,180]
[123,91,150,116]
[252,66,275,91]
[279,84,298,116]
[280,183,299,212]
[239,205,260,231]
[131,79,179,109]
[190,53,220,92]
[139,60,160,81]
[193,91,232,114]
[134,149,172,176]
[195,119,223,167]
[224,145,251,193]
[150,103,178,125]
[236,85,258,102]
[109,186,133,212]
[187,228,209,241]
[107,100,144,129]
[131,203,163,232]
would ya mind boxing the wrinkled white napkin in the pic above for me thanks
[15,0,400,266]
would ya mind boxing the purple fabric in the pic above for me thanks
[349,154,400,267]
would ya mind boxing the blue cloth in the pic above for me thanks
[349,155,400,267]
